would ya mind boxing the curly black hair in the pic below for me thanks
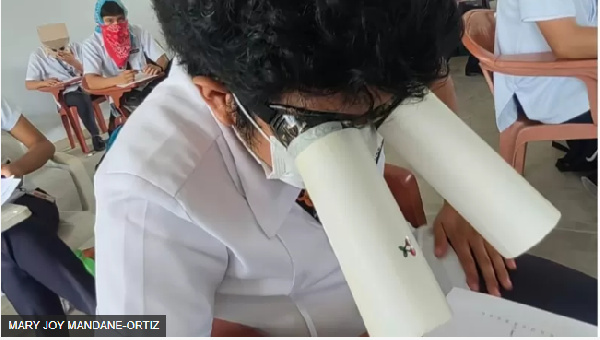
[152,0,462,140]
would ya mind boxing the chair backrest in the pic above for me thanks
[462,9,496,92]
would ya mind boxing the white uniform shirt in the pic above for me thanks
[494,0,597,131]
[1,99,21,133]
[94,60,382,336]
[25,43,83,94]
[81,24,165,77]
[94,61,468,337]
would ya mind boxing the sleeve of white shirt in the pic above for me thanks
[1,99,22,132]
[139,28,166,62]
[25,53,45,82]
[519,0,576,22]
[81,40,105,76]
[94,173,227,336]
[71,42,84,62]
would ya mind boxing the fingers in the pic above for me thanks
[505,258,517,270]
[122,70,137,83]
[1,164,12,177]
[433,221,449,258]
[484,241,512,291]
[46,78,61,86]
[470,237,500,296]
[447,231,480,292]
[142,65,158,75]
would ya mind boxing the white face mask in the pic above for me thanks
[232,95,380,189]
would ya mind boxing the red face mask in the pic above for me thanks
[101,21,131,69]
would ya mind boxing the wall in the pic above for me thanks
[1,0,166,141]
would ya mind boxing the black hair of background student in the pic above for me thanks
[101,1,126,17]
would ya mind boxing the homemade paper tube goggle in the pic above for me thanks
[37,23,71,58]
[250,92,560,337]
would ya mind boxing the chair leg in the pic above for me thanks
[513,142,528,176]
[114,116,127,128]
[499,127,518,165]
[116,105,130,119]
[60,110,76,149]
[68,107,91,154]
[93,102,108,134]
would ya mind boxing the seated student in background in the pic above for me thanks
[82,0,168,123]
[495,0,598,180]
[26,23,105,152]
[1,99,95,336]
[94,0,596,336]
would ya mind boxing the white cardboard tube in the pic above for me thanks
[379,93,561,258]
[295,128,451,337]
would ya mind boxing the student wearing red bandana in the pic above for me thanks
[82,0,169,106]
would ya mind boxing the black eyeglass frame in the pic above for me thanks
[242,97,403,147]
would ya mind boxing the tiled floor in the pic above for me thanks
[61,57,597,278]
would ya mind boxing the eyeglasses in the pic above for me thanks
[51,46,67,52]
[245,97,403,147]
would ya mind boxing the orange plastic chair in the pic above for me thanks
[82,74,165,129]
[38,79,108,154]
[211,164,427,336]
[462,9,598,175]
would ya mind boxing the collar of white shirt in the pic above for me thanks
[216,116,303,238]
[168,62,306,237]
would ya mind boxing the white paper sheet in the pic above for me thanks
[116,73,158,88]
[1,177,22,206]
[426,288,597,337]
[379,93,561,258]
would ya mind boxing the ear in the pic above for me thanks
[193,76,235,126]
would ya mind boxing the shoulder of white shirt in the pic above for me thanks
[29,47,47,60]
[1,99,22,132]
[95,61,226,195]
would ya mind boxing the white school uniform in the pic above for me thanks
[25,42,83,95]
[494,0,597,131]
[1,99,21,133]
[94,61,468,337]
[81,24,165,77]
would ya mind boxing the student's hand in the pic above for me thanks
[57,51,77,65]
[433,202,517,297]
[43,78,62,87]
[1,163,20,177]
[142,64,162,76]
[115,70,138,85]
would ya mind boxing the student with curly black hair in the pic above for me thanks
[94,0,597,336]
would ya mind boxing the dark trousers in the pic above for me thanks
[478,254,597,326]
[63,90,100,137]
[107,76,165,133]
[564,111,597,160]
[121,77,164,110]
[1,192,96,336]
